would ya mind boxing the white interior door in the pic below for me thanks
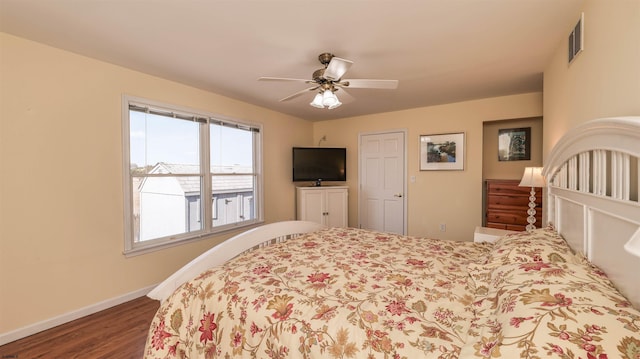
[359,131,406,234]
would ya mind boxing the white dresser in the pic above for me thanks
[296,186,348,227]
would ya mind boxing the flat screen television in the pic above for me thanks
[292,147,346,184]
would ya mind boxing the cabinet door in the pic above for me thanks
[299,190,325,224]
[325,189,348,227]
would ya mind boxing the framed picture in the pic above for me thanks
[498,127,531,161]
[420,132,465,171]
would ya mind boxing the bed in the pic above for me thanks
[144,116,640,358]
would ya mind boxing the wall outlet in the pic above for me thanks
[439,223,446,232]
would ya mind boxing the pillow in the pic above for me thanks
[461,260,640,359]
[483,226,586,267]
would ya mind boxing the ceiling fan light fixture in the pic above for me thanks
[328,99,342,110]
[310,92,324,108]
[322,90,339,107]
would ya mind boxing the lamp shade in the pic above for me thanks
[322,90,338,107]
[328,98,342,109]
[519,167,546,188]
[310,92,324,108]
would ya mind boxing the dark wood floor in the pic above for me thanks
[0,296,159,359]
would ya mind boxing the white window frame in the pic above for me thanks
[122,95,263,256]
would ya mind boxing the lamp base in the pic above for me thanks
[525,187,537,232]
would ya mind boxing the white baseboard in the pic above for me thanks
[0,284,157,346]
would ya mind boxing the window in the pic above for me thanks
[122,96,262,255]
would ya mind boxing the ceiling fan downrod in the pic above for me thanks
[318,52,335,66]
[313,53,337,83]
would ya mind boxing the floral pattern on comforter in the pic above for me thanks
[144,227,491,358]
[464,228,640,359]
[145,226,640,359]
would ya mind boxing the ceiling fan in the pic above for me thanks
[258,52,399,109]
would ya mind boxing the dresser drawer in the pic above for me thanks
[485,222,528,231]
[485,179,543,229]
[486,180,530,195]
[487,194,541,209]
[487,210,528,224]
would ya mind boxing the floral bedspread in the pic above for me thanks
[144,227,640,358]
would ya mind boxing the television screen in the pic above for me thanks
[292,147,346,183]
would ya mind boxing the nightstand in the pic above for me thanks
[474,226,519,243]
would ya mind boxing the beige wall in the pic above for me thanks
[313,93,542,241]
[543,0,640,158]
[482,117,543,180]
[0,33,312,334]
[3,0,637,339]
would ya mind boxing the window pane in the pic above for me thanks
[135,176,202,241]
[130,111,200,173]
[210,124,253,174]
[124,96,262,254]
[211,175,255,227]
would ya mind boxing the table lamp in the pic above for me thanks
[518,167,546,232]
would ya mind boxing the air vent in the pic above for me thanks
[568,13,584,64]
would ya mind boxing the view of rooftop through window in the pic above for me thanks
[124,104,260,251]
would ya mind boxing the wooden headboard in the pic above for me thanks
[543,116,640,308]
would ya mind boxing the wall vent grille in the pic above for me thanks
[569,13,584,64]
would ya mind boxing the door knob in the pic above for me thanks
[394,194,403,198]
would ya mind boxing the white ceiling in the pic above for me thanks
[0,0,584,121]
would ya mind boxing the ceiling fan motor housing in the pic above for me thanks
[312,68,326,82]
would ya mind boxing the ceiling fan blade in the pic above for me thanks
[258,77,311,83]
[279,86,320,102]
[334,87,355,104]
[324,57,353,81]
[341,79,399,89]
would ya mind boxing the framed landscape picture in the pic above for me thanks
[420,132,465,171]
[498,127,531,161]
